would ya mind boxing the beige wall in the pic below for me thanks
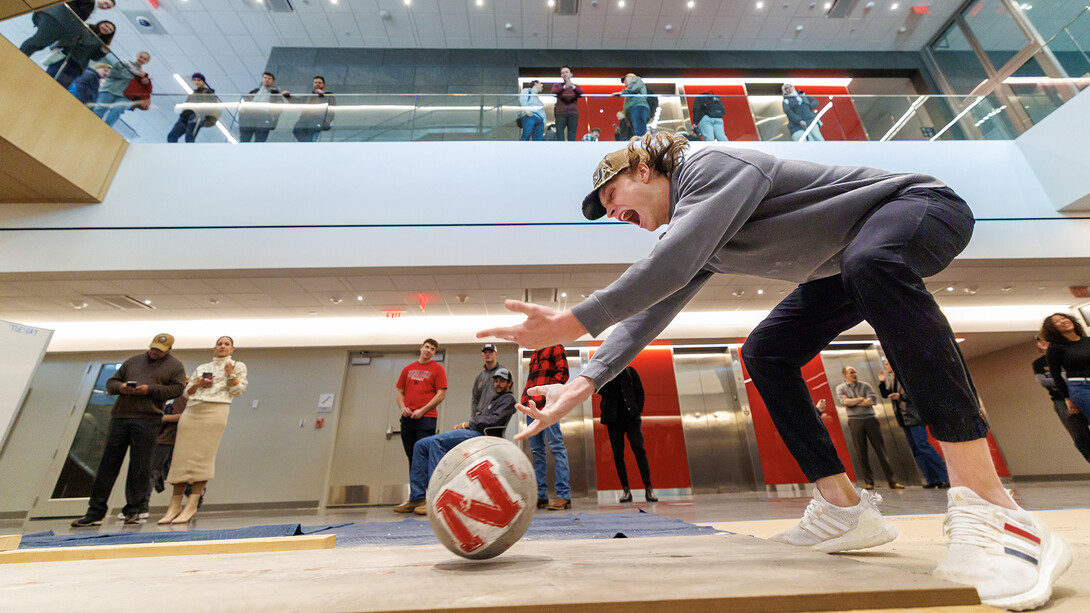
[969,342,1090,478]
[0,342,520,515]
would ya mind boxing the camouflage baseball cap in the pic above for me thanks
[581,148,630,220]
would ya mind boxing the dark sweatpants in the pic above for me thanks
[1052,399,1090,463]
[606,415,652,489]
[741,187,988,482]
[19,13,64,56]
[86,417,161,518]
[848,417,896,485]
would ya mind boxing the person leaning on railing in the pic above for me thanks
[238,71,288,143]
[291,76,336,143]
[93,51,151,127]
[167,73,220,144]
[18,0,114,57]
[67,62,109,106]
[44,19,115,88]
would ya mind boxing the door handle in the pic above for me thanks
[385,427,401,441]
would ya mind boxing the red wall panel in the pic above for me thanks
[683,86,759,141]
[789,85,867,141]
[590,347,692,490]
[738,353,857,485]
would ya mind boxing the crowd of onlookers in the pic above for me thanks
[18,2,829,144]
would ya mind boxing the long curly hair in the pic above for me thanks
[618,132,690,180]
[1039,312,1085,343]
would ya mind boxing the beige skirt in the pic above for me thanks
[167,400,230,484]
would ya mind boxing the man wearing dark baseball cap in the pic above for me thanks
[477,132,1071,609]
[470,342,505,423]
[72,333,186,527]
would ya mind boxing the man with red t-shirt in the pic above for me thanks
[395,339,448,464]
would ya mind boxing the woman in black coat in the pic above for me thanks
[45,20,115,88]
[597,366,656,502]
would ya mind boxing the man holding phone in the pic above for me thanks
[72,333,186,527]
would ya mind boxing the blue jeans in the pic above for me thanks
[741,187,985,482]
[520,115,544,141]
[93,92,129,127]
[408,428,482,500]
[698,116,729,141]
[527,416,569,499]
[629,105,651,136]
[902,425,949,485]
[1069,380,1090,418]
[791,125,825,141]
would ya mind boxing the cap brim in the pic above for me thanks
[582,190,606,220]
[149,343,170,351]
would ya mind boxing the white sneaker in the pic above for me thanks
[116,511,149,520]
[769,487,898,553]
[932,487,1071,611]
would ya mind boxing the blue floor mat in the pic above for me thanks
[18,512,718,550]
[307,511,721,547]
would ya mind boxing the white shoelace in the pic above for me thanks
[799,492,882,533]
[944,505,1002,548]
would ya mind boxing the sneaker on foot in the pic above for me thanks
[768,487,898,553]
[932,487,1072,611]
[393,498,424,513]
[117,511,149,520]
[123,514,145,525]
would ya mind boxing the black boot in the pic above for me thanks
[619,488,632,503]
[645,487,658,502]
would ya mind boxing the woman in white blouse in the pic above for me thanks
[159,336,248,524]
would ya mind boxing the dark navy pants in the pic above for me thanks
[741,187,989,482]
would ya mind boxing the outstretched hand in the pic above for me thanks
[515,378,596,440]
[476,299,587,350]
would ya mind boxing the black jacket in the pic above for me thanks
[691,94,725,126]
[879,375,921,427]
[597,366,644,425]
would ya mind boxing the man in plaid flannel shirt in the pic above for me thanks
[520,345,572,510]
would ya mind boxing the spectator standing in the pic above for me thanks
[836,366,904,490]
[1033,333,1090,463]
[782,83,825,141]
[614,73,650,137]
[67,62,109,105]
[471,343,504,421]
[238,71,288,143]
[613,111,633,141]
[597,365,656,502]
[692,91,729,141]
[543,123,558,141]
[147,395,204,511]
[521,345,571,510]
[19,0,114,57]
[167,73,219,144]
[519,80,546,141]
[44,20,115,88]
[1042,313,1090,423]
[395,339,448,465]
[71,333,186,527]
[582,128,601,142]
[159,336,247,524]
[292,75,336,143]
[93,51,150,127]
[878,360,949,488]
[551,65,585,141]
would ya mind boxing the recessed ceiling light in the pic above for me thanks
[946,286,954,292]
[208,298,219,305]
[1001,285,1014,292]
[890,2,898,8]
[688,0,695,7]
[476,0,483,6]
[403,0,411,5]
[71,300,88,310]
[757,289,764,295]
[357,295,364,301]
[143,299,152,305]
[547,0,555,5]
[824,1,832,7]
[618,0,625,7]
[330,297,343,304]
[561,292,568,298]
[756,1,764,8]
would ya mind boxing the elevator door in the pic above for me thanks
[327,352,429,506]
[674,348,758,493]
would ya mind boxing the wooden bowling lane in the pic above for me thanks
[0,533,983,612]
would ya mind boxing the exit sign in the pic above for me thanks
[1070,286,1090,298]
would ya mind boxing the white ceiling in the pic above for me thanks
[2,259,1088,323]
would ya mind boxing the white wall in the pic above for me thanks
[1,140,1088,274]
[1015,87,1090,212]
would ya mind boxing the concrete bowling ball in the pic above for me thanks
[426,436,537,559]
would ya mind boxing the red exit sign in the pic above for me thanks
[1070,286,1090,298]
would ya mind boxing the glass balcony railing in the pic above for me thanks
[3,2,1084,144]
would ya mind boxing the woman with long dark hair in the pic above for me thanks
[1040,313,1090,422]
[45,20,115,88]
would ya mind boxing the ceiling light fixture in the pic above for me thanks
[357,295,364,301]
[618,0,625,7]
[548,0,555,5]
[688,0,695,7]
[476,0,484,6]
[756,1,764,7]
[403,0,411,5]
[71,300,88,310]
[143,299,152,305]
[890,2,898,8]
[330,297,343,304]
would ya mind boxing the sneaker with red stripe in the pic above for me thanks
[933,487,1071,611]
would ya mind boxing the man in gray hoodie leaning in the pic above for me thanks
[478,133,1071,611]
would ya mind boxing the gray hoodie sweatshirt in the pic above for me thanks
[572,146,947,389]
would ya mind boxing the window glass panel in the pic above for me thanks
[962,0,1033,69]
[931,22,991,92]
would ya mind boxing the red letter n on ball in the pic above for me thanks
[434,459,522,554]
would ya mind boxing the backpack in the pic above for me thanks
[124,76,153,111]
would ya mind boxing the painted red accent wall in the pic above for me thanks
[684,86,759,141]
[738,353,857,485]
[576,84,628,141]
[590,347,692,490]
[789,85,867,141]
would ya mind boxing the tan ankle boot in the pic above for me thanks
[158,495,183,524]
[172,495,201,524]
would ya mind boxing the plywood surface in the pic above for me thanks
[0,534,21,552]
[0,533,978,612]
[706,509,1090,613]
[0,534,335,564]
